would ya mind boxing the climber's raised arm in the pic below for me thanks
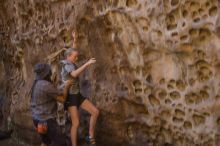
[70,58,96,78]
[72,31,78,49]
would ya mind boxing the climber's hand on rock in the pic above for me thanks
[86,58,96,66]
[72,31,77,41]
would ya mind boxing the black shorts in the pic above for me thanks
[65,93,86,109]
[33,118,68,146]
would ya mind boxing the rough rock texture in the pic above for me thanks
[2,0,220,145]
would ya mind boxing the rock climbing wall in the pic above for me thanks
[2,0,220,145]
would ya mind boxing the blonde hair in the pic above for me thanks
[64,48,78,58]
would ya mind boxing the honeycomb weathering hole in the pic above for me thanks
[183,121,192,129]
[167,24,177,31]
[193,114,205,126]
[171,0,179,6]
[209,6,217,16]
[182,10,188,18]
[149,94,160,106]
[126,0,137,7]
[170,91,181,100]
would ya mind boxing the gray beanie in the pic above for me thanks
[34,63,52,80]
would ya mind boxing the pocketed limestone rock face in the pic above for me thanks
[2,0,220,145]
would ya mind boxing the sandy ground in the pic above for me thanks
[0,139,27,146]
[0,138,89,146]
